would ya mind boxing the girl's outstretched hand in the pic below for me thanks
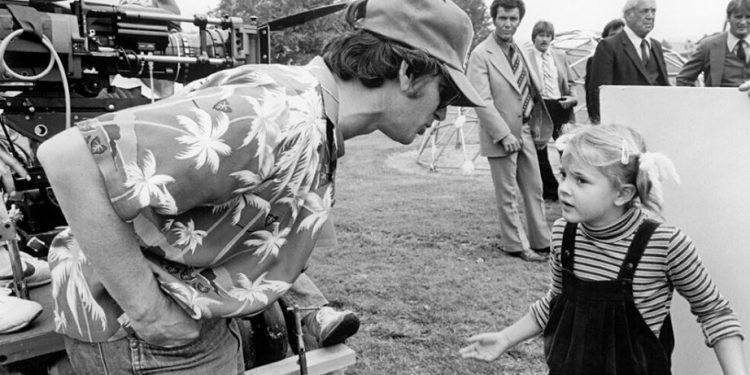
[459,332,511,362]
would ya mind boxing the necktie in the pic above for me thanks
[542,53,556,98]
[737,40,747,64]
[640,39,650,64]
[509,45,533,120]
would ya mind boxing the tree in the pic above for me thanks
[453,0,491,51]
[211,0,347,65]
[211,0,491,65]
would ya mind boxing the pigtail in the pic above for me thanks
[635,152,681,216]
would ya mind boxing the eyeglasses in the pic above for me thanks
[437,70,460,110]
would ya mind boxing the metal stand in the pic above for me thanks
[0,202,27,299]
[287,305,320,375]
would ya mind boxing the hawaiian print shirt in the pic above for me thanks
[48,62,336,342]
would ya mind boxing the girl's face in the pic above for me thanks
[558,152,630,228]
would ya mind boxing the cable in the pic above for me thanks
[0,29,72,129]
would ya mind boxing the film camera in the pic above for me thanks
[0,0,345,250]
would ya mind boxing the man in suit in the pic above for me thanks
[526,20,577,202]
[467,0,553,262]
[587,0,669,124]
[676,0,750,87]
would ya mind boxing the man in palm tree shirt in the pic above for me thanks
[36,0,484,373]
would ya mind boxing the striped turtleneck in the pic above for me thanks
[530,208,744,347]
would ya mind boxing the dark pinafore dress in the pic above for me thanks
[543,220,675,375]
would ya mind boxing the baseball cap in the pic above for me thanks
[355,0,483,107]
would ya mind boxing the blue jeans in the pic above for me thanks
[64,318,243,375]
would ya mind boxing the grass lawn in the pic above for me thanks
[305,131,562,375]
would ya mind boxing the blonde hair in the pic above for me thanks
[560,124,677,216]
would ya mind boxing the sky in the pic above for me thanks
[175,0,728,43]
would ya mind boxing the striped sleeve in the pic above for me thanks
[530,219,565,328]
[666,227,745,346]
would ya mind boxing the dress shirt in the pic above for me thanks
[532,48,562,99]
[727,32,750,63]
[624,26,651,61]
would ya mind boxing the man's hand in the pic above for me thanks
[129,291,202,347]
[558,96,577,109]
[500,133,521,153]
[0,148,29,193]
[459,332,511,362]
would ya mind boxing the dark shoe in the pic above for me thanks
[303,306,360,348]
[507,249,547,263]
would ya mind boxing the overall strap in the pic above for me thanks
[617,219,660,282]
[561,222,578,271]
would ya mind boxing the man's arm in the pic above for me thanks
[467,48,512,142]
[676,41,707,87]
[37,127,200,347]
[587,41,615,124]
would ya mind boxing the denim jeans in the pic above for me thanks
[64,318,243,375]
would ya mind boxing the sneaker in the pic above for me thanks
[0,294,43,333]
[303,306,360,348]
[0,249,51,288]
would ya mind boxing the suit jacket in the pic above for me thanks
[587,31,669,122]
[676,32,730,87]
[525,47,577,124]
[467,35,553,158]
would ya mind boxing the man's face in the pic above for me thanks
[729,9,750,39]
[493,7,521,43]
[533,32,553,53]
[624,0,656,38]
[379,73,450,145]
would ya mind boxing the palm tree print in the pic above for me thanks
[241,89,285,167]
[299,186,333,236]
[171,219,208,256]
[176,109,231,174]
[49,231,107,340]
[159,281,221,319]
[227,272,291,315]
[123,149,177,215]
[244,222,290,263]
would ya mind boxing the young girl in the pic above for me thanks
[460,124,747,374]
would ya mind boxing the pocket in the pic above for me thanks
[130,319,209,352]
[128,319,242,374]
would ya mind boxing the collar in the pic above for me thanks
[624,25,650,50]
[306,56,345,157]
[491,32,514,53]
[727,32,749,52]
[579,207,644,243]
[532,47,553,61]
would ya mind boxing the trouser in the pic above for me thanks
[281,273,328,308]
[487,125,551,253]
[65,319,244,375]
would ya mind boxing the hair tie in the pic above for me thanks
[639,152,681,208]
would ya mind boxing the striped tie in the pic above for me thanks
[542,53,556,98]
[509,44,533,120]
